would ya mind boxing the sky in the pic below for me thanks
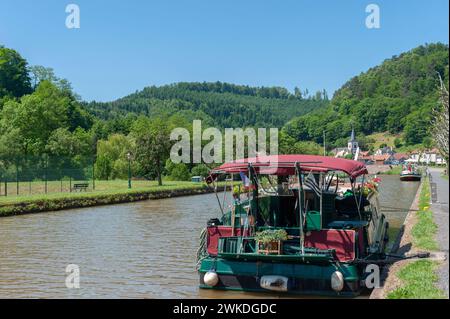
[0,0,448,102]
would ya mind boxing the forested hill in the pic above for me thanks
[86,82,329,128]
[282,43,449,148]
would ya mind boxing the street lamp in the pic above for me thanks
[127,152,132,189]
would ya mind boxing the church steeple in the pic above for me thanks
[349,128,355,142]
[348,127,358,155]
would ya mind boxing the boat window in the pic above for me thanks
[258,175,294,196]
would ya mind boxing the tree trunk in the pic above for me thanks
[156,159,162,186]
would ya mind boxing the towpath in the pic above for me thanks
[429,167,449,297]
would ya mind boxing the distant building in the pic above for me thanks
[348,129,359,155]
[332,129,360,158]
[375,146,394,156]
[408,149,447,165]
[191,176,203,183]
[392,153,408,163]
[373,154,393,165]
[331,147,348,158]
[358,151,373,164]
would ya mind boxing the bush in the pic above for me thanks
[191,164,210,178]
[165,160,190,181]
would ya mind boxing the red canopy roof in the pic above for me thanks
[210,154,368,179]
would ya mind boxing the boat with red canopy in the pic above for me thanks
[197,155,389,296]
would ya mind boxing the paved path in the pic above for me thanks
[429,167,449,297]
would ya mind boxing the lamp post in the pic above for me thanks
[127,152,132,189]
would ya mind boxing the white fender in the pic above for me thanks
[331,271,345,292]
[204,271,219,287]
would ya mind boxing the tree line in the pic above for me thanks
[0,44,329,184]
[281,43,449,151]
[1,43,448,185]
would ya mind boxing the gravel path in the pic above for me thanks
[429,168,449,298]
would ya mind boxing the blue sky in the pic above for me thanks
[1,0,448,102]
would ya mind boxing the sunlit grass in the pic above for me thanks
[383,165,402,175]
[412,179,439,251]
[0,179,209,206]
[387,260,445,299]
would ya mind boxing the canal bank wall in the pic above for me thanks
[370,176,445,299]
[0,185,229,217]
[370,178,423,298]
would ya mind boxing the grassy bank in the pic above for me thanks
[383,165,402,175]
[0,180,227,217]
[387,260,445,299]
[411,179,439,250]
[387,178,444,299]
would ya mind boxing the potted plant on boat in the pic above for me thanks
[255,229,288,255]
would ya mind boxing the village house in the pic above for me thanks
[372,154,393,165]
[358,151,373,164]
[331,129,359,158]
[331,147,348,158]
[408,149,447,165]
[392,153,408,163]
[374,146,394,156]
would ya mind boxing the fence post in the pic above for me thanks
[70,176,72,193]
[45,156,48,194]
[16,160,19,196]
[92,159,95,190]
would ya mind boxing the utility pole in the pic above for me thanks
[323,131,326,156]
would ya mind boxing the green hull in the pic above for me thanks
[198,257,362,297]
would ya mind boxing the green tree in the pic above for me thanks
[46,127,92,158]
[191,164,210,178]
[0,81,71,155]
[131,116,171,185]
[95,154,113,180]
[394,137,403,148]
[165,159,190,181]
[281,43,449,147]
[95,134,134,180]
[404,109,431,145]
[0,46,32,98]
[29,65,58,89]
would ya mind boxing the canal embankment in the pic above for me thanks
[0,183,229,217]
[371,172,447,299]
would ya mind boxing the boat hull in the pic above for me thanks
[400,174,421,181]
[198,257,362,297]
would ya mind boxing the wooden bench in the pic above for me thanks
[72,183,89,192]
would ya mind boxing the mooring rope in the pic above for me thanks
[196,227,208,270]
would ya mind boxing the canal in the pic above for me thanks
[0,175,419,298]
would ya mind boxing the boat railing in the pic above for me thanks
[217,236,340,262]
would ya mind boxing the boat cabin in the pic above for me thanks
[198,155,388,295]
[205,155,385,261]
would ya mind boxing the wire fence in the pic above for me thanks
[0,155,95,197]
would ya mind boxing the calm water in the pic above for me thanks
[0,175,418,298]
